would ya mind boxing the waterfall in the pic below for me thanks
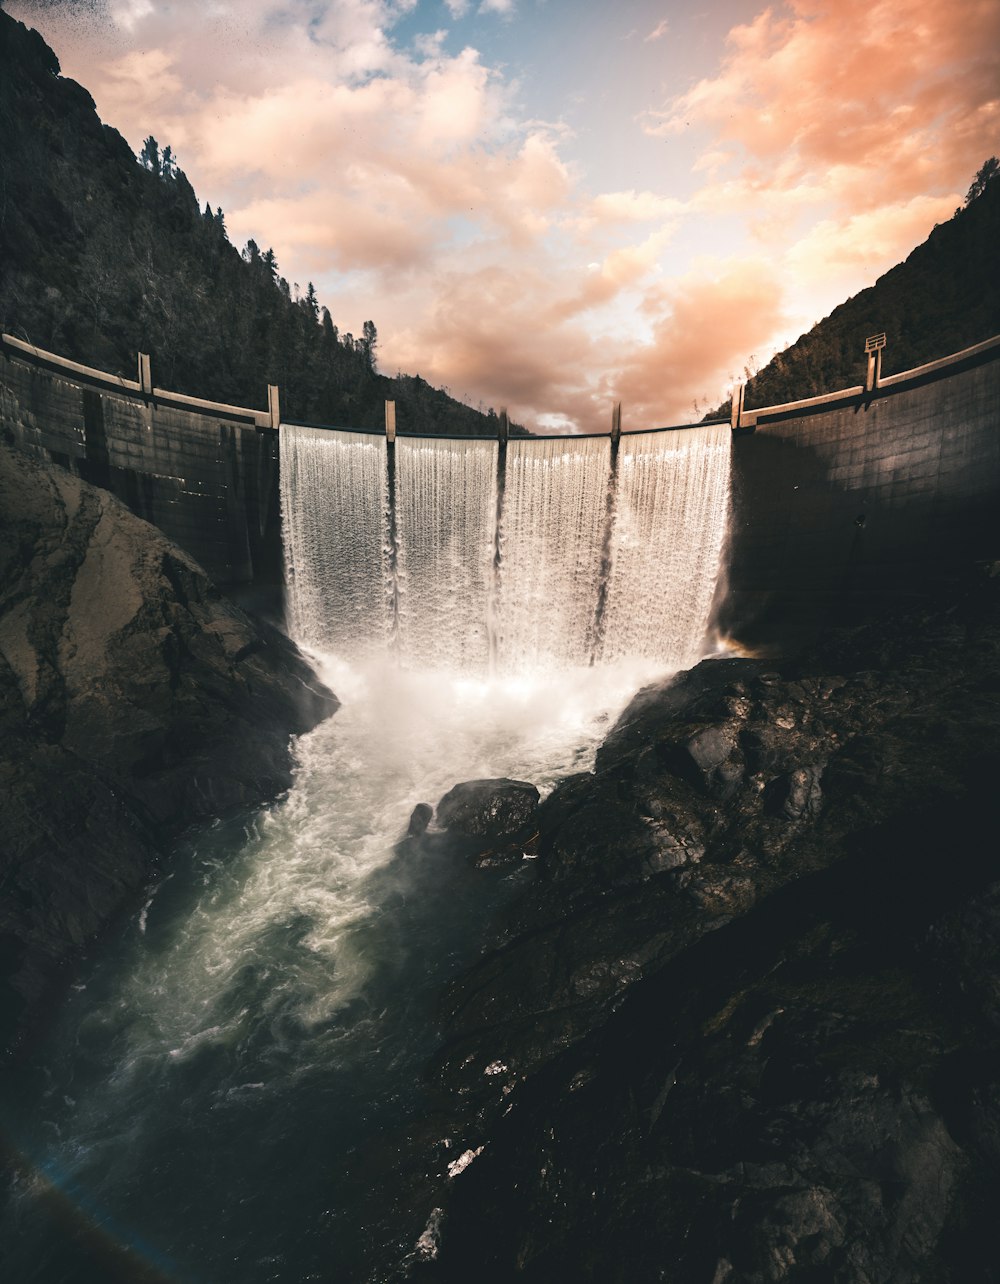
[497,436,610,671]
[280,426,389,656]
[598,425,732,669]
[396,437,498,670]
[280,423,731,671]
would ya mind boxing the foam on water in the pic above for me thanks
[1,651,671,1282]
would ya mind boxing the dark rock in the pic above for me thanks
[0,445,337,1055]
[407,803,433,837]
[409,575,1000,1283]
[435,778,539,839]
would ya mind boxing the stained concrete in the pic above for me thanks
[720,347,1000,652]
[0,348,281,588]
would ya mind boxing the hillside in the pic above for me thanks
[0,11,523,436]
[714,174,1000,416]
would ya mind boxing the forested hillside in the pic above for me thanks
[0,11,522,436]
[715,169,1000,416]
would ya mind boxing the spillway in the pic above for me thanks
[281,426,389,656]
[280,424,732,671]
[395,437,498,670]
[599,424,732,668]
[498,436,611,670]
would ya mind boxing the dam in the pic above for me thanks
[2,329,998,651]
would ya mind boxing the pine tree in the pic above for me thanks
[966,157,999,205]
[139,136,160,176]
[362,319,378,372]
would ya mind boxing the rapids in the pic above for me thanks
[0,657,670,1282]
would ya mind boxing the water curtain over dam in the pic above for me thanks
[280,424,732,672]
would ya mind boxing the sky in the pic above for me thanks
[5,0,999,431]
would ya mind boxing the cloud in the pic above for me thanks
[8,0,997,433]
[784,192,960,289]
[390,260,603,426]
[588,189,684,225]
[613,260,788,425]
[644,0,1000,213]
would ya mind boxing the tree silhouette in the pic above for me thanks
[966,157,999,205]
[139,136,160,176]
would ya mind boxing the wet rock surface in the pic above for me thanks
[409,574,1000,1283]
[432,778,541,872]
[435,778,540,839]
[0,445,336,1055]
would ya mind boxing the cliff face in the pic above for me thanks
[411,575,1000,1282]
[0,443,336,1054]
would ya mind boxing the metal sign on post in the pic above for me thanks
[865,333,887,392]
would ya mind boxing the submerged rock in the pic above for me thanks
[435,779,539,840]
[0,444,337,1054]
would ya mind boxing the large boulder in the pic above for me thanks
[435,779,539,839]
[0,444,337,1054]
[410,578,1000,1283]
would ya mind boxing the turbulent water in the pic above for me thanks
[281,424,731,672]
[1,423,732,1282]
[0,656,671,1284]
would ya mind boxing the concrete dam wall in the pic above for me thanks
[2,331,998,653]
[721,336,1000,650]
[0,336,282,588]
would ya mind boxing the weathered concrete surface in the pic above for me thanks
[0,444,336,1054]
[722,350,1000,652]
[409,572,1000,1283]
[1,347,281,587]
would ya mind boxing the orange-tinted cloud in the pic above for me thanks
[612,260,788,427]
[646,0,1000,212]
[8,0,997,433]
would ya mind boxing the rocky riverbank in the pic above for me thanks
[408,570,1000,1282]
[0,444,336,1055]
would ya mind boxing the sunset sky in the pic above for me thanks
[7,0,999,430]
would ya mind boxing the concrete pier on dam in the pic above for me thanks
[2,331,998,655]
